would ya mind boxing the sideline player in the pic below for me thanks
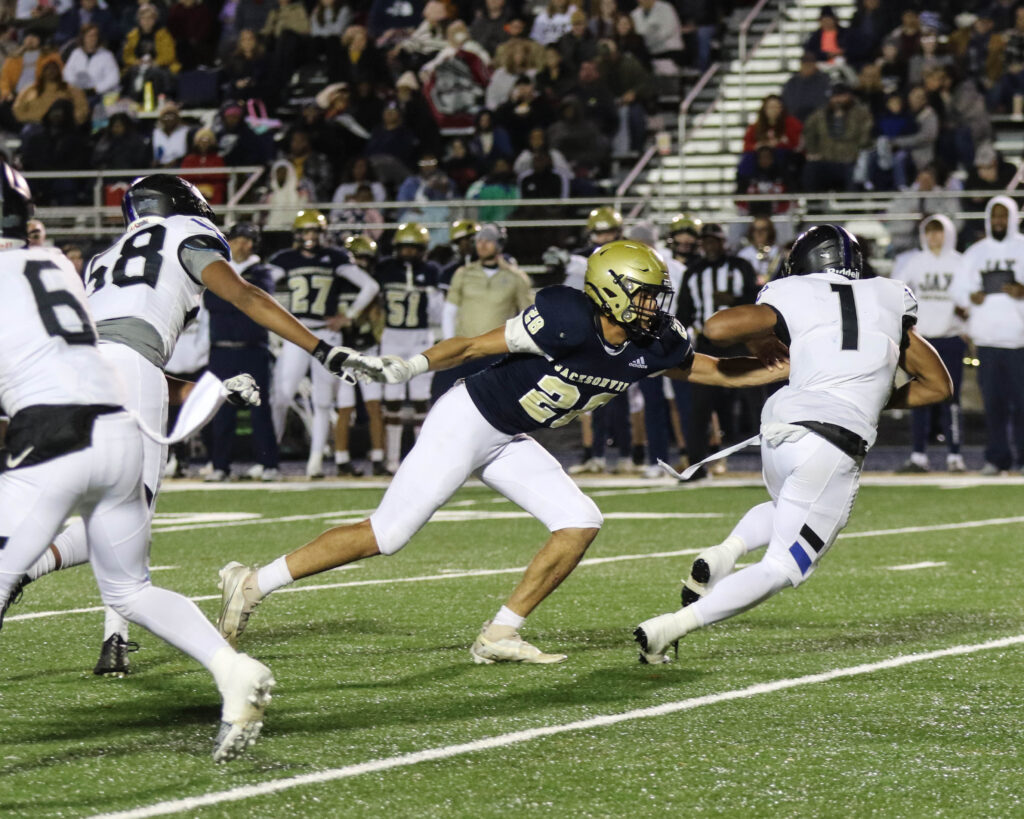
[634,225,953,663]
[217,241,789,664]
[0,164,273,762]
[269,210,380,478]
[18,177,360,675]
[375,222,441,472]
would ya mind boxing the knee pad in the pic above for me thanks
[369,514,412,556]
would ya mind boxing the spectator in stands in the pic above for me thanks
[494,15,546,71]
[496,73,554,153]
[519,147,569,198]
[890,85,938,188]
[261,157,312,229]
[781,51,831,122]
[216,100,272,165]
[20,98,91,204]
[925,65,991,170]
[123,4,181,75]
[906,25,952,88]
[182,127,228,203]
[513,125,573,181]
[572,58,617,137]
[536,44,575,103]
[418,17,491,96]
[486,39,537,110]
[442,137,480,193]
[845,0,894,70]
[962,144,1019,246]
[531,0,576,47]
[804,6,847,64]
[233,0,274,42]
[397,151,455,203]
[557,9,598,75]
[222,27,269,102]
[801,82,873,193]
[469,109,513,165]
[366,101,420,169]
[737,216,786,285]
[367,0,420,42]
[963,10,1005,96]
[332,184,384,238]
[328,25,390,88]
[892,215,968,474]
[613,12,650,68]
[390,0,447,72]
[13,60,89,125]
[630,0,684,66]
[152,98,190,166]
[0,31,61,119]
[953,196,1024,475]
[394,69,440,156]
[309,0,351,63]
[887,163,963,254]
[736,146,794,225]
[260,0,309,91]
[875,36,906,92]
[589,0,619,41]
[350,77,384,131]
[548,94,609,170]
[470,0,510,56]
[166,0,217,71]
[93,111,150,169]
[281,125,333,201]
[596,38,653,153]
[62,23,120,101]
[465,156,518,221]
[56,0,117,48]
[890,9,923,67]
[333,155,388,205]
[27,219,46,247]
[309,84,370,159]
[855,62,887,120]
[739,93,802,178]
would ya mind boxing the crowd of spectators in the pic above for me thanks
[0,0,737,216]
[738,1,1024,244]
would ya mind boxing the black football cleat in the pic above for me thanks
[370,461,393,476]
[681,558,711,607]
[0,575,30,632]
[336,462,364,477]
[94,635,139,677]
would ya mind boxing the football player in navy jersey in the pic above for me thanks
[374,222,442,471]
[217,241,789,664]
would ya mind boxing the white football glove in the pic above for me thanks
[222,374,261,407]
[343,352,388,383]
[380,354,430,384]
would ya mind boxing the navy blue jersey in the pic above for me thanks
[376,256,439,330]
[465,286,694,435]
[268,246,353,322]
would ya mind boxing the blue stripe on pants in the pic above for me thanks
[789,542,812,575]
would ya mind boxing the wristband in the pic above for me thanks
[409,354,430,376]
[312,340,332,364]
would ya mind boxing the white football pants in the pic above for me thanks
[380,328,434,402]
[370,382,603,554]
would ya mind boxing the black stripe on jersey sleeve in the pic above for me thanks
[764,304,791,347]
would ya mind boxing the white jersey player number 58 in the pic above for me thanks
[88,225,167,292]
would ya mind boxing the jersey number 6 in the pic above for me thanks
[25,260,97,346]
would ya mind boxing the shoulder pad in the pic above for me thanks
[533,286,593,348]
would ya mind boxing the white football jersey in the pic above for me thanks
[757,272,918,446]
[0,248,123,417]
[84,214,229,368]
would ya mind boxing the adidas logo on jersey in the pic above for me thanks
[628,356,647,369]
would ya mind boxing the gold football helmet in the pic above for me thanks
[344,234,378,259]
[449,219,480,243]
[584,240,674,342]
[294,209,327,250]
[586,206,623,237]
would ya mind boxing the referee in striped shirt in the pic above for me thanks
[675,223,761,479]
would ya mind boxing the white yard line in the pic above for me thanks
[886,562,948,571]
[8,515,1024,626]
[90,633,1024,819]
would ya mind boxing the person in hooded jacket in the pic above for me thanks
[952,196,1024,475]
[892,214,968,473]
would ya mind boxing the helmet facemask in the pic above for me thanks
[598,270,674,344]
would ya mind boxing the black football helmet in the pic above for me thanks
[0,162,33,244]
[122,174,215,227]
[784,224,862,280]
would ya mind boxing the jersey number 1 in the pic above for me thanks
[830,283,859,350]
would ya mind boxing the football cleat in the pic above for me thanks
[633,614,679,665]
[568,457,606,475]
[470,621,567,664]
[681,558,711,607]
[335,462,363,477]
[370,461,392,477]
[946,454,966,473]
[218,562,263,646]
[213,652,275,763]
[94,635,140,677]
[0,574,30,632]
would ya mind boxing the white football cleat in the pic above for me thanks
[470,621,567,664]
[633,613,680,664]
[218,562,263,646]
[212,652,275,763]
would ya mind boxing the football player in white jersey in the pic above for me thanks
[634,225,954,663]
[16,175,360,675]
[0,164,274,762]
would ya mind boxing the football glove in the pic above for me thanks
[222,374,260,407]
[312,341,370,384]
[379,354,430,384]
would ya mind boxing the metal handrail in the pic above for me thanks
[615,143,658,217]
[21,166,265,179]
[738,0,775,116]
[677,62,720,208]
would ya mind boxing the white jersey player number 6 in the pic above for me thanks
[25,259,97,344]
